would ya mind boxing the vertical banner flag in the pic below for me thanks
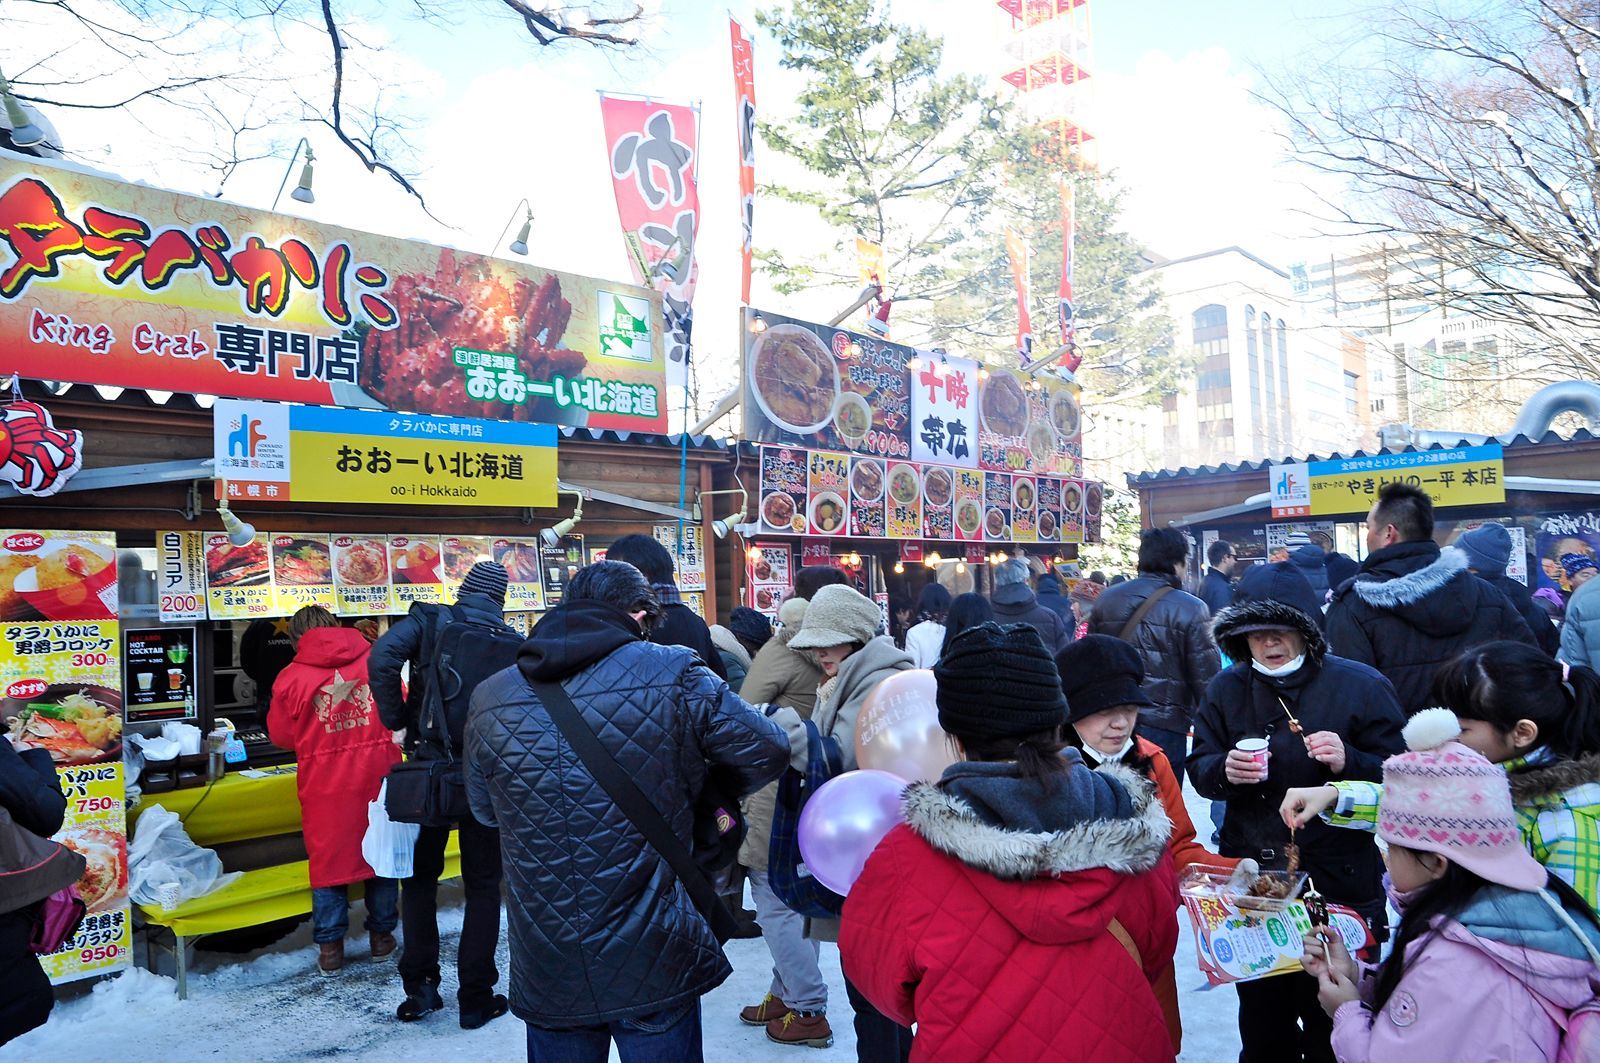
[1005,228,1033,365]
[599,94,701,388]
[1059,179,1082,374]
[730,16,758,306]
[855,238,886,290]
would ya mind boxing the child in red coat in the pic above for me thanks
[840,623,1179,1063]
[269,606,401,975]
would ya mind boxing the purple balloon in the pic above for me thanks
[797,769,908,896]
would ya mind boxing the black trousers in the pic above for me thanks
[1236,971,1334,1063]
[0,910,52,1048]
[399,814,503,1007]
[845,975,913,1062]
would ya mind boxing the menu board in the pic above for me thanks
[758,447,809,535]
[756,445,1100,547]
[886,462,922,539]
[742,309,913,458]
[1061,480,1086,543]
[976,367,1083,478]
[954,469,985,542]
[123,626,197,723]
[742,308,1082,479]
[538,535,585,607]
[156,531,207,623]
[331,535,392,615]
[204,532,276,620]
[387,536,444,609]
[269,534,336,613]
[440,536,494,599]
[746,541,792,616]
[807,452,850,536]
[848,457,887,538]
[0,529,131,984]
[1036,477,1061,544]
[1013,475,1038,543]
[492,537,546,613]
[984,473,1013,542]
[38,762,132,985]
[1084,482,1104,543]
[653,524,706,592]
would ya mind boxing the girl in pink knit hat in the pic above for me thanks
[1301,708,1600,1061]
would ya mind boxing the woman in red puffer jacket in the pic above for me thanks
[840,623,1179,1063]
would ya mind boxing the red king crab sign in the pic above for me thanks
[599,95,700,390]
[0,401,82,497]
[0,153,668,432]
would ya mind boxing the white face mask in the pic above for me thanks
[1082,737,1136,765]
[1251,654,1306,678]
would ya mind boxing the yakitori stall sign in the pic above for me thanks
[1270,445,1506,519]
[0,154,667,432]
[746,541,792,615]
[741,308,1082,476]
[742,309,913,458]
[213,399,557,508]
[0,529,130,984]
[976,367,1082,478]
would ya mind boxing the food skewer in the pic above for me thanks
[1276,695,1304,736]
[1304,875,1329,928]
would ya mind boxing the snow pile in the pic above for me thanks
[16,796,1244,1061]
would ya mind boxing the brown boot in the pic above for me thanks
[767,1011,833,1049]
[317,940,344,975]
[369,931,397,960]
[740,992,789,1026]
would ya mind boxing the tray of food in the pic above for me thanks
[1179,863,1308,913]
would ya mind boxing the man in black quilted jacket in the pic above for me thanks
[1087,527,1221,776]
[465,561,789,1061]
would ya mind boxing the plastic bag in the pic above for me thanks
[128,805,241,910]
[362,781,419,879]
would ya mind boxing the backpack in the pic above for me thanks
[767,719,847,919]
[414,601,523,751]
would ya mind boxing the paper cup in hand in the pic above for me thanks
[1235,738,1270,772]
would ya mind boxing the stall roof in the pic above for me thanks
[33,382,737,454]
[1127,429,1598,486]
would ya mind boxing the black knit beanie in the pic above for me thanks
[459,561,509,605]
[933,622,1068,738]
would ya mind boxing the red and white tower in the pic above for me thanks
[997,0,1095,170]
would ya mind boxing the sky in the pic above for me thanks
[5,0,1385,408]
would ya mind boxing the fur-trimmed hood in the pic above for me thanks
[1508,751,1600,804]
[1212,597,1327,665]
[1351,543,1468,608]
[902,760,1172,882]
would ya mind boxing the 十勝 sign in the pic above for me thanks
[1271,445,1506,518]
[213,400,557,507]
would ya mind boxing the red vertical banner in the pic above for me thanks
[1058,179,1082,374]
[730,16,758,306]
[1005,228,1033,366]
[599,94,701,389]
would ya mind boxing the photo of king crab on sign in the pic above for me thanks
[0,155,668,433]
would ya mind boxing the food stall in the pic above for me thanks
[0,148,732,985]
[1131,428,1600,600]
[736,306,1104,620]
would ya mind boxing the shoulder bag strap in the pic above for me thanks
[1107,917,1143,969]
[411,602,457,763]
[529,679,738,942]
[1118,585,1175,643]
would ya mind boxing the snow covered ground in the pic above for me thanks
[15,789,1243,1062]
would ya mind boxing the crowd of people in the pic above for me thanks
[8,478,1600,1060]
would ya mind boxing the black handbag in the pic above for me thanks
[529,679,741,943]
[385,608,473,827]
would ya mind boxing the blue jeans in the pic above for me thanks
[525,1002,702,1063]
[311,878,399,944]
